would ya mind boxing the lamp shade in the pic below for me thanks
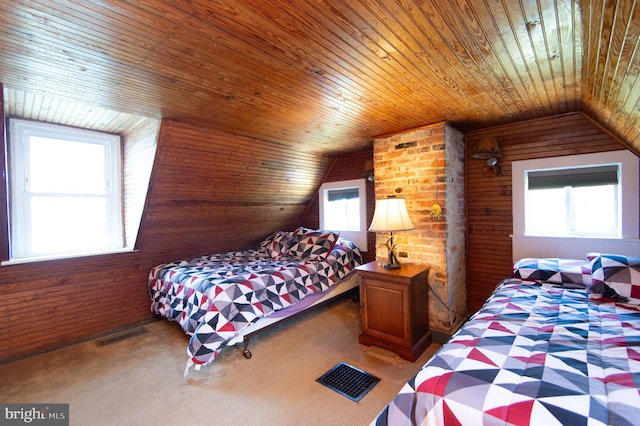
[368,197,415,232]
[471,137,501,159]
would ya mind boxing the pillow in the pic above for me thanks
[258,231,280,250]
[258,231,294,258]
[588,253,640,305]
[511,257,591,288]
[287,228,340,261]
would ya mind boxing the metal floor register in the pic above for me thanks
[316,362,380,402]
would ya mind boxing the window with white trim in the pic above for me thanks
[9,119,124,260]
[526,165,620,237]
[512,150,640,259]
[319,179,368,251]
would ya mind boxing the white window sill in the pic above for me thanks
[511,234,640,261]
[1,247,138,266]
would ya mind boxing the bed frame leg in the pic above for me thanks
[242,337,252,359]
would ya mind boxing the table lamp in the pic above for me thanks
[368,197,415,269]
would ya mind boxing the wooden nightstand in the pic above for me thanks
[356,261,431,361]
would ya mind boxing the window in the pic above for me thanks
[319,179,367,251]
[8,119,124,260]
[323,187,360,231]
[512,150,639,260]
[526,165,619,237]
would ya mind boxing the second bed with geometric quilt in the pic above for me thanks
[373,254,640,425]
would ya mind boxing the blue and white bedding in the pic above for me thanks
[149,228,362,374]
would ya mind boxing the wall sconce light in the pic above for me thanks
[471,137,502,177]
[363,160,374,182]
[368,196,415,269]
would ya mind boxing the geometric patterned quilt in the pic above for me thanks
[149,239,362,375]
[373,280,640,426]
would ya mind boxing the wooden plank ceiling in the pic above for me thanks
[0,0,638,156]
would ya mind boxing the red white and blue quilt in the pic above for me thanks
[373,280,640,425]
[149,238,362,374]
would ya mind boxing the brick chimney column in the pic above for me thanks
[372,122,466,334]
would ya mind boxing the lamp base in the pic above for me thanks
[384,233,402,270]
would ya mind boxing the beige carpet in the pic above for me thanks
[0,297,439,426]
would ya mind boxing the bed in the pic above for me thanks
[373,253,640,425]
[148,227,363,375]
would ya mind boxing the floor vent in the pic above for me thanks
[96,327,148,346]
[316,362,380,402]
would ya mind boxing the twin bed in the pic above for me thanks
[373,254,640,425]
[148,227,362,374]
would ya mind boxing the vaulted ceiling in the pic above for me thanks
[0,1,638,156]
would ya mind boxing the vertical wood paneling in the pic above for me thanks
[466,112,626,312]
[0,252,153,362]
[301,149,376,265]
[0,84,8,260]
[4,88,144,134]
[5,1,640,157]
[136,120,333,261]
[123,117,159,248]
[583,0,640,149]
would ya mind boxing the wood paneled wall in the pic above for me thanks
[123,117,159,248]
[0,119,333,364]
[0,252,153,363]
[466,112,626,312]
[137,120,332,260]
[0,84,8,260]
[300,149,376,265]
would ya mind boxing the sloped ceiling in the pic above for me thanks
[0,1,638,156]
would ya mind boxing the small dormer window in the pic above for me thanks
[8,118,124,260]
[319,178,368,251]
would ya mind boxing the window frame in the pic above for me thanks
[512,150,640,259]
[319,178,368,251]
[525,165,620,238]
[7,118,124,262]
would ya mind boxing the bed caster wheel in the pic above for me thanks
[243,350,252,359]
